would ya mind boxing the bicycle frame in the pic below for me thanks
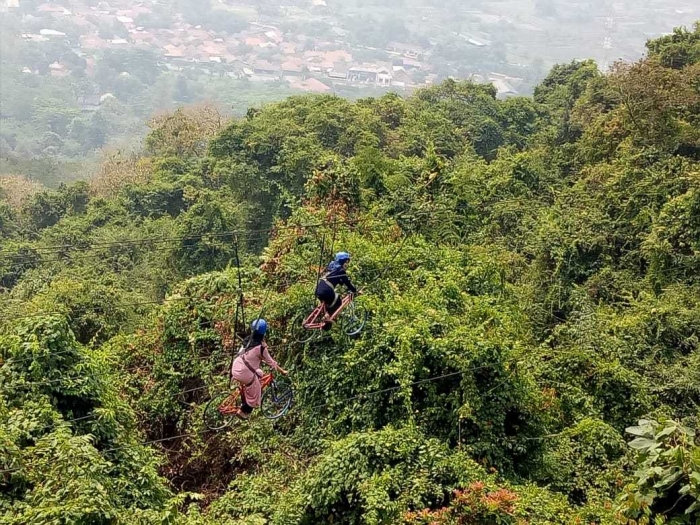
[219,373,275,415]
[302,294,354,330]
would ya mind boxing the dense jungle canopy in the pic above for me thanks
[1,23,700,525]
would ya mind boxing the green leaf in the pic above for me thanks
[629,437,658,451]
[626,425,651,437]
[654,425,677,440]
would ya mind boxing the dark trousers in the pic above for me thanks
[315,280,340,315]
[240,389,253,414]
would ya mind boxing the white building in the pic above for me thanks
[39,29,67,37]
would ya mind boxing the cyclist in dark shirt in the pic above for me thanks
[315,252,358,328]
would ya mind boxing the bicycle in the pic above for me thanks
[203,372,294,431]
[293,292,368,344]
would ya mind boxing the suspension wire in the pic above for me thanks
[0,339,301,426]
[0,217,371,264]
[0,226,338,324]
[0,230,238,263]
[0,297,195,324]
[0,222,575,463]
[305,367,491,411]
[102,433,199,454]
[252,287,273,327]
[313,233,326,303]
[0,292,236,324]
[0,217,465,322]
[3,336,301,390]
[2,184,679,262]
[0,222,334,259]
[0,269,310,365]
[0,245,476,348]
[328,221,337,262]
[233,232,246,333]
[0,228,280,267]
[0,361,513,475]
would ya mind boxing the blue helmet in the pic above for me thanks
[334,251,351,264]
[251,318,268,336]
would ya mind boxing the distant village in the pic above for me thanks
[3,0,523,102]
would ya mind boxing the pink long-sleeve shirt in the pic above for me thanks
[231,343,279,408]
[232,343,278,379]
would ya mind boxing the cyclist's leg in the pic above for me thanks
[244,376,262,408]
[322,293,342,330]
[327,293,341,316]
[316,281,337,326]
[239,385,253,415]
[232,361,259,419]
[323,293,342,331]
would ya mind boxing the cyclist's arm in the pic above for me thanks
[261,345,288,375]
[338,272,357,294]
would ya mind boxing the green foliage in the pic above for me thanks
[646,23,700,69]
[20,181,90,231]
[537,418,627,504]
[617,419,700,523]
[3,27,700,525]
[0,316,171,524]
[272,426,486,525]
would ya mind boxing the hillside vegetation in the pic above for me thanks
[1,24,700,525]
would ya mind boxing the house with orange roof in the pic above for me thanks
[163,44,185,58]
[37,3,69,14]
[130,31,155,45]
[245,36,265,47]
[200,41,228,55]
[290,78,331,93]
[253,59,281,76]
[322,50,352,63]
[281,58,305,75]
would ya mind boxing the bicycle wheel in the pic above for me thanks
[261,379,294,420]
[290,306,322,344]
[203,390,240,431]
[340,299,368,337]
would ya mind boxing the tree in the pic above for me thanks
[146,105,225,157]
[646,22,700,69]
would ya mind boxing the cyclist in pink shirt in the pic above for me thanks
[231,319,288,419]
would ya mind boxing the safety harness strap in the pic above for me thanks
[239,343,265,380]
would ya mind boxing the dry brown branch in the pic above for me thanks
[0,174,45,208]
